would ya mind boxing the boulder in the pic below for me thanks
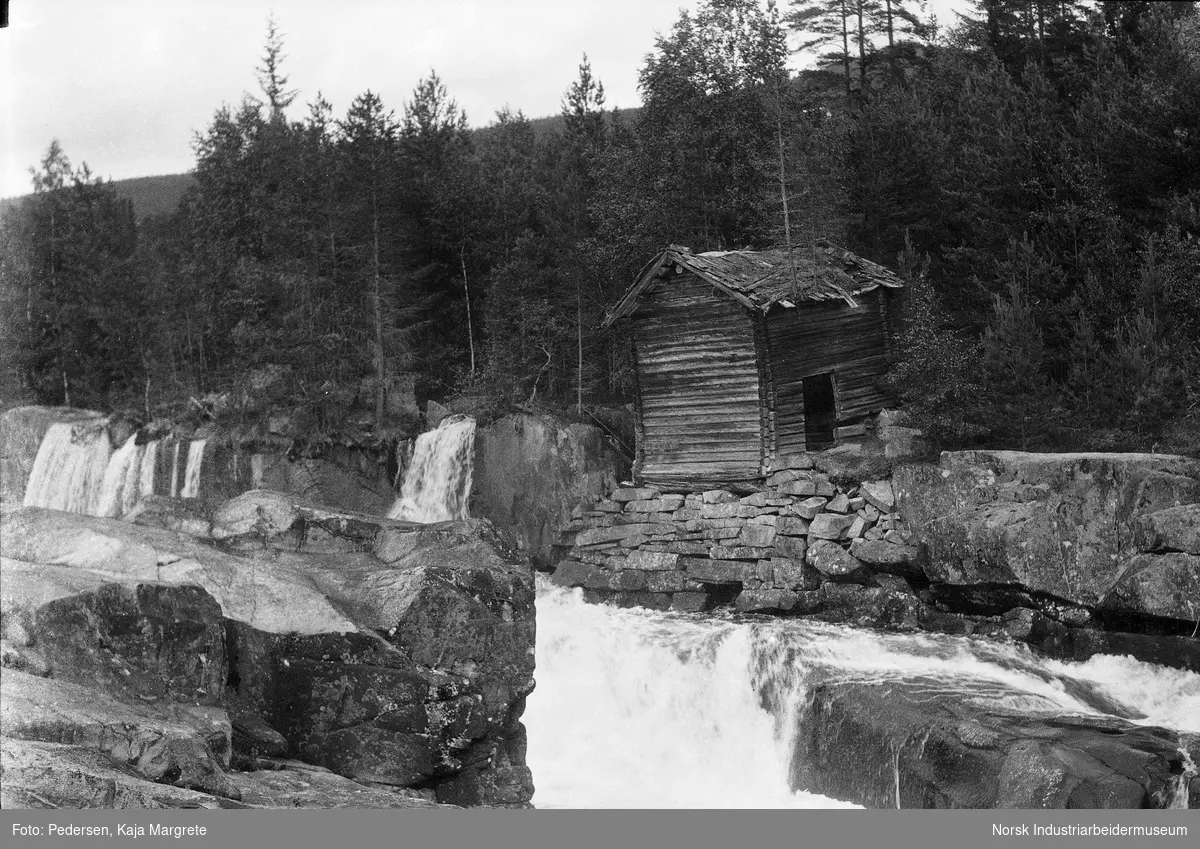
[1,559,226,704]
[473,413,626,568]
[895,451,1200,610]
[0,738,243,809]
[2,670,237,799]
[1136,504,1200,555]
[228,759,448,808]
[792,678,1196,809]
[849,539,922,577]
[1,499,536,807]
[806,540,872,584]
[1102,553,1200,622]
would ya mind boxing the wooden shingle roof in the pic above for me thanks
[603,240,904,327]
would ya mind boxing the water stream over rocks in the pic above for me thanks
[22,420,207,517]
[526,580,1199,808]
[387,415,476,523]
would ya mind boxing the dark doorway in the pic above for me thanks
[802,373,836,451]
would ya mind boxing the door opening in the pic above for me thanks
[802,373,836,451]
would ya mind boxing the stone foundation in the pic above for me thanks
[551,452,917,615]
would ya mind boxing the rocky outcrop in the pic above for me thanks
[792,678,1200,809]
[473,412,626,569]
[894,451,1200,626]
[0,492,536,808]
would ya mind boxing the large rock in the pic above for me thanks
[792,678,1196,809]
[806,540,872,584]
[227,760,449,808]
[1,497,536,807]
[849,539,921,576]
[2,670,237,799]
[473,412,626,568]
[1102,553,1200,622]
[0,738,444,809]
[0,738,244,809]
[1137,504,1200,556]
[895,451,1200,614]
[1,559,227,704]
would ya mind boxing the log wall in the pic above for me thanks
[633,271,763,484]
[765,289,894,455]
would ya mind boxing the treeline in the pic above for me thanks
[1,1,1197,454]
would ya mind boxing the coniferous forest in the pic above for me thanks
[2,0,1198,455]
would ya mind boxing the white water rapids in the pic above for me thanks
[525,581,1200,808]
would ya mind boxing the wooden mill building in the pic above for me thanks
[604,241,904,488]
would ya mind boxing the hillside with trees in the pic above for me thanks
[1,0,1197,455]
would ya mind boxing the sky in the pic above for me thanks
[0,0,972,198]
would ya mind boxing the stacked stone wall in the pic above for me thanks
[551,453,919,615]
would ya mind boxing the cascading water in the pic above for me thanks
[23,421,113,513]
[387,415,476,522]
[24,423,207,518]
[96,434,146,517]
[525,580,1200,809]
[181,438,207,498]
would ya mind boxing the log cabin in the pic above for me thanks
[603,241,904,488]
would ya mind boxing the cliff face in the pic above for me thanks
[1,494,536,809]
[894,451,1200,627]
[472,413,627,570]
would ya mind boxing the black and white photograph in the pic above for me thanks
[0,0,1197,841]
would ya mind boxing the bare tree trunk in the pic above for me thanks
[576,283,583,416]
[776,73,797,291]
[841,0,852,100]
[461,245,475,378]
[856,0,868,100]
[371,187,385,428]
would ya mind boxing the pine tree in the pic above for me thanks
[339,91,401,428]
[256,13,298,118]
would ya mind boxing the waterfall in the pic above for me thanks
[96,435,146,517]
[525,580,1200,809]
[387,415,476,522]
[181,438,207,498]
[24,422,206,517]
[169,439,182,499]
[24,422,113,513]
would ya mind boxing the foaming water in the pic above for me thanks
[526,580,1200,808]
[387,416,476,522]
[526,582,855,808]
